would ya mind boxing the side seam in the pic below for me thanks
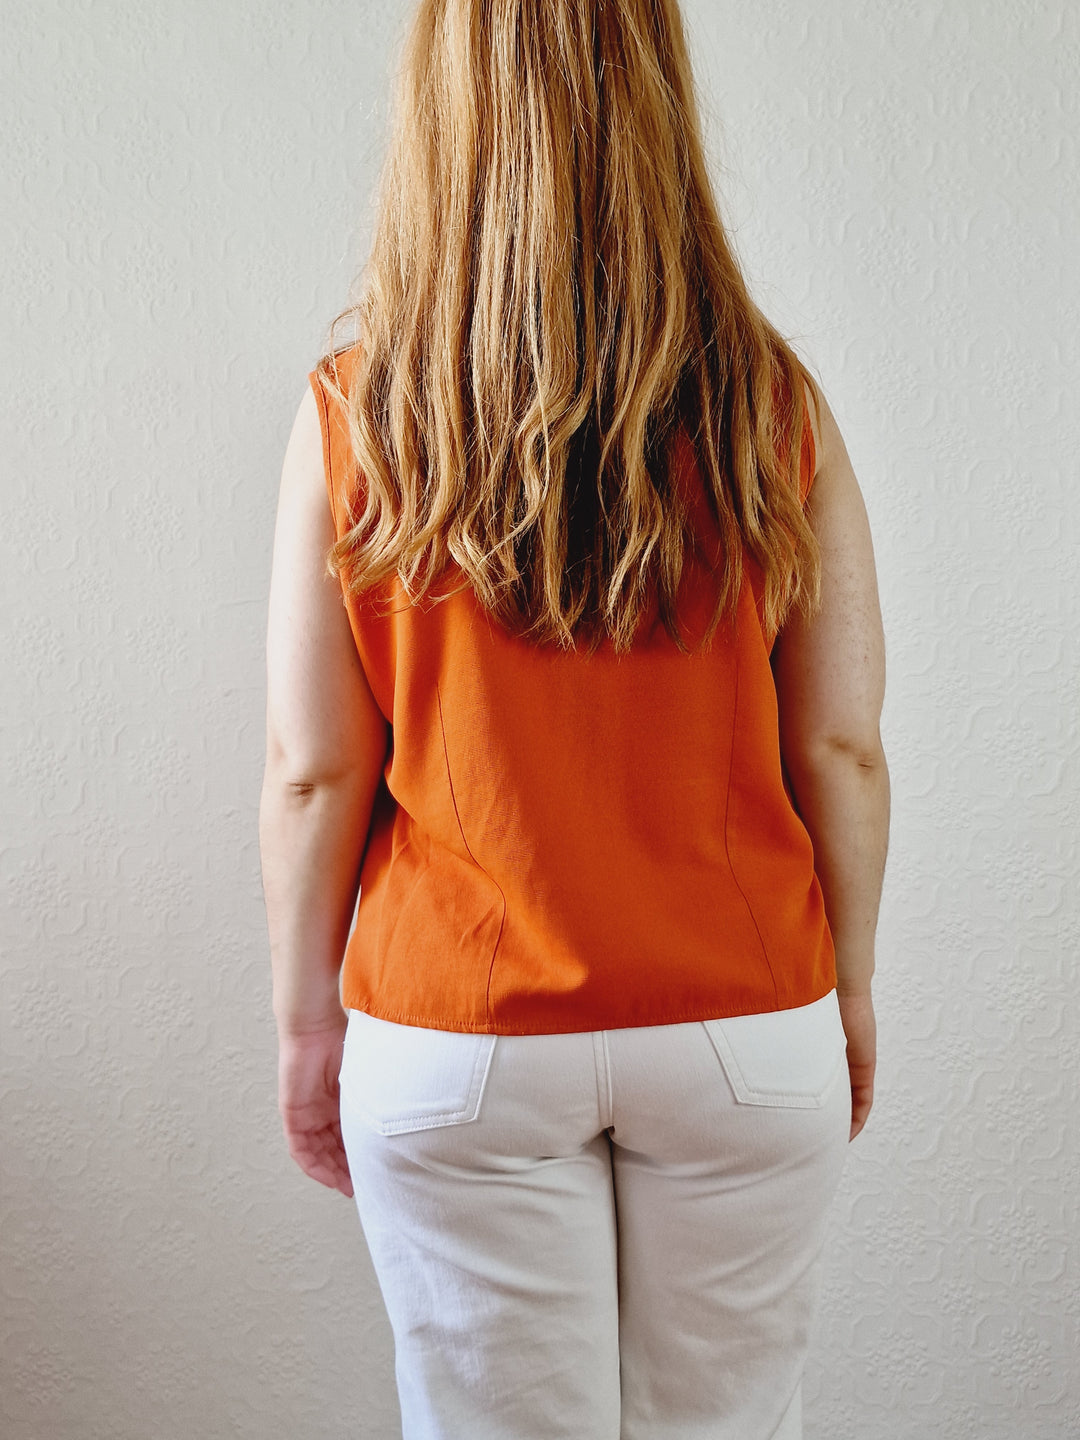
[722,625,782,1007]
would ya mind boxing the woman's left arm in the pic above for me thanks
[259,382,389,1196]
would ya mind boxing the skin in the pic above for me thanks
[772,386,890,1140]
[259,379,889,1197]
[260,385,389,1200]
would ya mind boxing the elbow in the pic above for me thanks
[263,707,390,792]
[263,742,380,795]
[787,731,888,774]
[833,734,888,770]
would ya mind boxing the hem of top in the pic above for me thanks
[339,976,838,1035]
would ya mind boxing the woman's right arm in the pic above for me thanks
[771,384,890,1140]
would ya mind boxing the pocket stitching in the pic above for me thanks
[340,1026,498,1136]
[702,1016,846,1110]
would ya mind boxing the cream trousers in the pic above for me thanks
[338,988,851,1440]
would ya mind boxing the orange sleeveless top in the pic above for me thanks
[310,345,835,1034]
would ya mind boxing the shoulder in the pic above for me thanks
[283,381,328,505]
[801,376,856,506]
[312,341,364,410]
[801,375,824,486]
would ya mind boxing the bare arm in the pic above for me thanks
[260,383,389,1035]
[259,382,390,1196]
[771,384,890,1136]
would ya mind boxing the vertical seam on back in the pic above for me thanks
[435,682,508,1024]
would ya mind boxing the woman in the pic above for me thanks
[259,1,889,1437]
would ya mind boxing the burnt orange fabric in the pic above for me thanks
[309,344,835,1033]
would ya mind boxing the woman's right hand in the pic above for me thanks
[837,991,876,1140]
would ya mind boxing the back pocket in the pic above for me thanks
[702,990,847,1109]
[338,1009,498,1135]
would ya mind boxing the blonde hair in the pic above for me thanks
[315,0,822,656]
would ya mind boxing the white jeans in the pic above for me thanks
[338,989,851,1440]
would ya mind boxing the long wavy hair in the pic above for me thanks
[315,0,822,656]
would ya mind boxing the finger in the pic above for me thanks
[849,1088,873,1141]
[286,1126,355,1196]
[296,1145,353,1195]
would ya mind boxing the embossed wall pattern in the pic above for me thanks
[1,2,1076,1437]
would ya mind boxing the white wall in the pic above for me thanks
[2,2,1075,1436]
[688,5,1079,1434]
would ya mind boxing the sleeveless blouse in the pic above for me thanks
[309,344,835,1034]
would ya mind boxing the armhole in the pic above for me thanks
[308,368,339,533]
[799,380,819,507]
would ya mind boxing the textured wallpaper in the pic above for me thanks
[2,1,1076,1437]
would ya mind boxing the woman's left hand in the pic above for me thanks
[277,1014,355,1198]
